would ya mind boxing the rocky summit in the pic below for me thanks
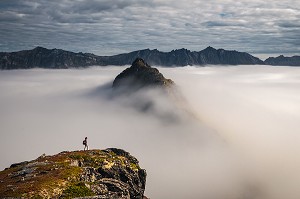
[0,148,147,199]
[113,58,174,91]
[111,58,191,122]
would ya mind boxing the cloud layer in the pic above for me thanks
[1,66,300,199]
[0,1,300,56]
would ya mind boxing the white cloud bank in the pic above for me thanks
[0,65,300,199]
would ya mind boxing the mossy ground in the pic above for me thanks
[68,150,140,171]
[0,149,141,198]
[61,182,95,198]
[0,156,82,198]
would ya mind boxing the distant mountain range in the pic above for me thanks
[0,46,299,69]
[265,55,300,66]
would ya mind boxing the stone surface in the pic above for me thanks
[0,148,146,199]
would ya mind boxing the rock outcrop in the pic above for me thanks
[265,55,300,66]
[113,58,174,91]
[0,148,146,199]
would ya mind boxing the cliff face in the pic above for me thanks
[0,148,146,199]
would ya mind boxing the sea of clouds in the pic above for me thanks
[0,65,300,199]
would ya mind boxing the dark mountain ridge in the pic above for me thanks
[0,47,99,69]
[0,46,299,69]
[91,46,265,66]
[265,55,300,66]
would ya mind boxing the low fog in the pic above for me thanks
[0,66,300,199]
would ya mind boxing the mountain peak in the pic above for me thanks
[173,48,189,52]
[132,57,151,68]
[203,46,217,51]
[112,58,174,90]
[32,46,48,51]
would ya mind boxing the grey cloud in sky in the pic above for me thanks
[0,0,299,56]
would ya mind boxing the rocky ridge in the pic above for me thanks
[265,55,300,66]
[107,46,264,66]
[0,46,100,69]
[0,46,278,69]
[2,46,298,69]
[0,148,147,199]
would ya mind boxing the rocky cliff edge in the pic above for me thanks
[0,148,147,199]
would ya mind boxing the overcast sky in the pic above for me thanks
[0,0,299,56]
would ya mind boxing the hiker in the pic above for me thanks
[83,137,88,151]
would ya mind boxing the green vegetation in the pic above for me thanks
[130,162,140,171]
[61,182,95,198]
[68,154,82,160]
[61,165,82,181]
[68,150,139,171]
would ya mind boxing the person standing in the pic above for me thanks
[83,137,88,151]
